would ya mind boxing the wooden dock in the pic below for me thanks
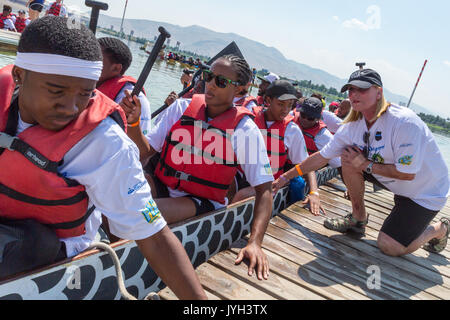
[159,178,450,300]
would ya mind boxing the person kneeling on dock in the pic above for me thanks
[273,68,450,257]
[232,80,324,216]
[0,16,206,299]
[124,55,274,280]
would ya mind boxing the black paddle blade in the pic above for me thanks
[207,41,245,65]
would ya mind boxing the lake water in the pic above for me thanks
[1,34,449,173]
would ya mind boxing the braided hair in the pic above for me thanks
[218,54,252,86]
[18,16,102,62]
[98,37,133,75]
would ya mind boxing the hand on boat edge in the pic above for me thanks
[235,242,269,281]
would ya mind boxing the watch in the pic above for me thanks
[365,162,374,174]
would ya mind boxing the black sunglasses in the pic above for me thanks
[202,70,240,89]
[300,112,316,121]
[363,132,370,158]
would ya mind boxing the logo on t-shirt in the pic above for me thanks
[141,199,161,223]
[128,181,146,195]
[398,155,413,166]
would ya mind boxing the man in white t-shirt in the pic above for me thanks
[126,55,274,280]
[0,16,206,299]
[232,80,324,216]
[274,68,450,257]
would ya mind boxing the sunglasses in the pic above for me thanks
[300,112,316,121]
[202,70,240,89]
[363,132,370,158]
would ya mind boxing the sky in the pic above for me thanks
[63,0,450,117]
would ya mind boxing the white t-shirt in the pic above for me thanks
[265,121,308,165]
[2,17,16,31]
[320,104,450,211]
[233,95,257,111]
[148,98,274,209]
[116,82,152,137]
[322,110,342,134]
[314,128,341,168]
[16,113,167,258]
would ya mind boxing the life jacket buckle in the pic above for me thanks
[0,132,17,151]
[175,171,190,181]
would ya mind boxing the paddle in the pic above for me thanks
[85,0,108,35]
[151,41,245,119]
[130,26,171,98]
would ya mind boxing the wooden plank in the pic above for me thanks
[303,192,450,259]
[208,249,325,300]
[230,238,371,300]
[159,287,222,300]
[280,207,450,297]
[268,216,441,300]
[195,262,276,300]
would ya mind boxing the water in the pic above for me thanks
[1,36,450,172]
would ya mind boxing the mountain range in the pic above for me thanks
[97,14,433,115]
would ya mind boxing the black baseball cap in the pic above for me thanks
[341,69,383,93]
[265,80,297,101]
[299,97,323,119]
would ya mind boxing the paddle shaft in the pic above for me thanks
[131,27,171,98]
[85,0,108,34]
[406,59,428,109]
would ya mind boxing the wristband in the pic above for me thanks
[128,118,140,128]
[295,164,303,176]
[309,191,320,196]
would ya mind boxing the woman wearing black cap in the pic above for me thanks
[273,68,450,257]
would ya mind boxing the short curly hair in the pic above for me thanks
[18,16,102,61]
[98,37,133,75]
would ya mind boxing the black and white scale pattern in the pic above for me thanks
[0,167,338,300]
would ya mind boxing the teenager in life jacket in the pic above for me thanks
[0,5,16,31]
[96,37,152,160]
[294,97,341,169]
[121,55,274,280]
[14,10,30,33]
[233,80,258,111]
[45,0,67,17]
[0,16,206,299]
[231,80,324,216]
[256,72,279,106]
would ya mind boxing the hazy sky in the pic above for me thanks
[64,0,450,117]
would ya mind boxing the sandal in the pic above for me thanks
[324,213,369,235]
[423,218,450,254]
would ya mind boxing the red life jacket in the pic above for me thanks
[253,106,293,180]
[97,75,146,102]
[155,94,253,204]
[14,17,27,33]
[48,2,62,16]
[0,14,12,29]
[235,95,257,110]
[0,65,127,238]
[294,111,327,155]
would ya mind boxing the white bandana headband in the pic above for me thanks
[14,52,103,81]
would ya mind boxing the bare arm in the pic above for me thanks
[135,226,207,300]
[235,181,273,280]
[273,152,329,194]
